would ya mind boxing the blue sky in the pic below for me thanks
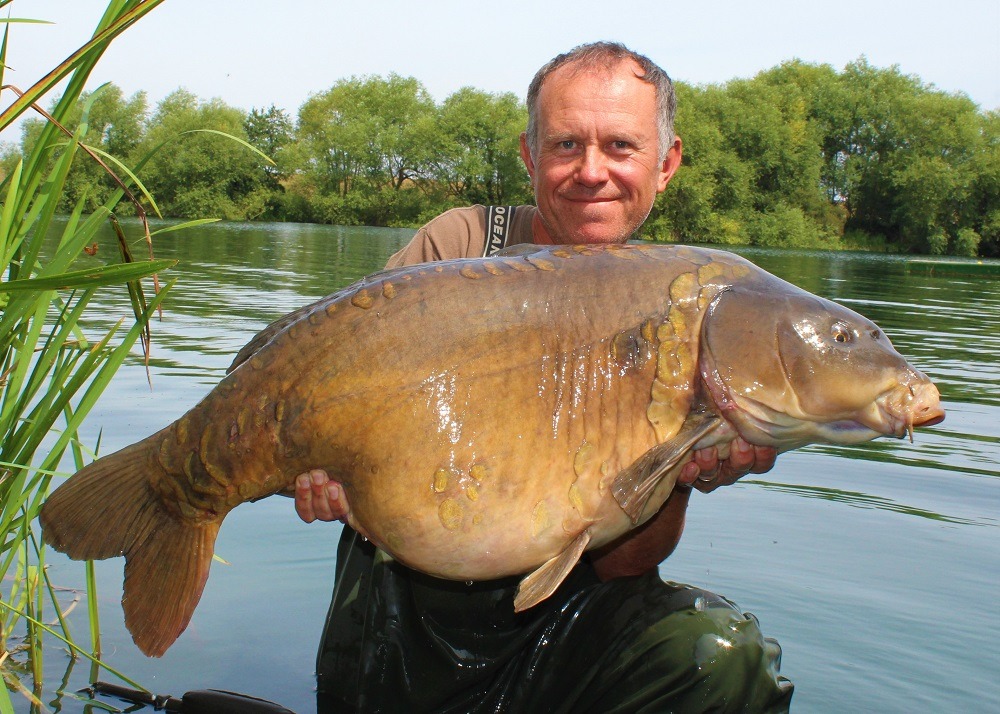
[4,0,999,135]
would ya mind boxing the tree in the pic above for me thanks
[433,87,530,207]
[292,74,438,225]
[651,75,832,248]
[65,84,148,212]
[5,85,148,214]
[970,110,1000,256]
[823,59,989,254]
[241,105,295,219]
[139,89,270,220]
[245,104,294,180]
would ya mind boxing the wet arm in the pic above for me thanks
[588,439,776,581]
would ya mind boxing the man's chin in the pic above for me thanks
[575,234,629,245]
[541,205,642,245]
[564,223,634,245]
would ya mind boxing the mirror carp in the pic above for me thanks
[40,244,944,657]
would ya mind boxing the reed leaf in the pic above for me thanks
[0,0,192,703]
[0,1,167,131]
[0,259,176,292]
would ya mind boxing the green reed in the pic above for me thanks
[0,1,172,708]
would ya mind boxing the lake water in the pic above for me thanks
[30,220,999,713]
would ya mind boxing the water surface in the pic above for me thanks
[34,221,999,713]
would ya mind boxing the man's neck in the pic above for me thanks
[530,211,556,245]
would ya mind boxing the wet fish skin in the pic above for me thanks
[39,244,943,657]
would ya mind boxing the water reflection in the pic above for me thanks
[746,479,989,526]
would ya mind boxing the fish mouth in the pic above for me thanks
[869,381,945,440]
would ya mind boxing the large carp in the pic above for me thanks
[40,244,943,657]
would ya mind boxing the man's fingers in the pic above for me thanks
[678,460,700,487]
[325,481,349,523]
[687,439,778,493]
[727,437,755,472]
[294,469,347,523]
[294,472,319,523]
[693,446,719,476]
[750,444,777,474]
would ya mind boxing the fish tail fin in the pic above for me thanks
[40,442,220,657]
[41,442,155,559]
[123,514,219,657]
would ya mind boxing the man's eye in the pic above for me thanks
[559,140,576,150]
[612,140,631,150]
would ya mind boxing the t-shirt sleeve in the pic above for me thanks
[384,206,488,269]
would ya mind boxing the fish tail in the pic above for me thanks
[40,442,220,657]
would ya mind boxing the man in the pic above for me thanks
[298,42,793,712]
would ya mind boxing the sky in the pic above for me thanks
[2,0,999,138]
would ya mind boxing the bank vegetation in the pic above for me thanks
[4,59,998,257]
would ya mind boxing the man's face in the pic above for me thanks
[521,60,681,245]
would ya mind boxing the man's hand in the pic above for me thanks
[294,470,349,523]
[677,438,776,494]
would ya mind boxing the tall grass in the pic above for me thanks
[0,1,173,708]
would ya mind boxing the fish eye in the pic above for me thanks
[831,323,853,344]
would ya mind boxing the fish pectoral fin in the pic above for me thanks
[513,530,591,612]
[612,413,722,525]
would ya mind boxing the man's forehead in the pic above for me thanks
[543,57,649,92]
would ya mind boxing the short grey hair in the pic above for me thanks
[525,41,677,162]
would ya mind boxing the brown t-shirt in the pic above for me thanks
[385,204,537,268]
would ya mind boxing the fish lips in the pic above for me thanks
[866,380,945,440]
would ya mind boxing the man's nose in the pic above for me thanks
[574,148,609,186]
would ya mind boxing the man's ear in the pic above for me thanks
[657,136,683,192]
[519,132,537,185]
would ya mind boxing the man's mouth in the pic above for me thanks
[561,195,620,203]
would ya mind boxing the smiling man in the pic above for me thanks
[522,50,680,245]
[299,42,794,713]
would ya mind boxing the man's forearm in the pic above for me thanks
[588,486,691,581]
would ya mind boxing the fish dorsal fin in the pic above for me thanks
[612,413,721,524]
[227,264,420,374]
[228,303,315,373]
[513,530,591,612]
[493,242,547,258]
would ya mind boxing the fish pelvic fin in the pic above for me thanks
[514,530,591,612]
[612,413,721,525]
[40,441,220,657]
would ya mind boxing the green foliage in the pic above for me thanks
[645,58,997,255]
[953,228,981,257]
[0,0,183,701]
[139,89,270,220]
[56,85,149,213]
[295,74,437,199]
[433,87,531,207]
[5,55,997,254]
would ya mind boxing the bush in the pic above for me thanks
[926,226,949,255]
[747,204,820,248]
[953,227,981,257]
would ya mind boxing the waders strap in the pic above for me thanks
[484,205,517,257]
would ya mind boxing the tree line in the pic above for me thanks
[3,58,997,256]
